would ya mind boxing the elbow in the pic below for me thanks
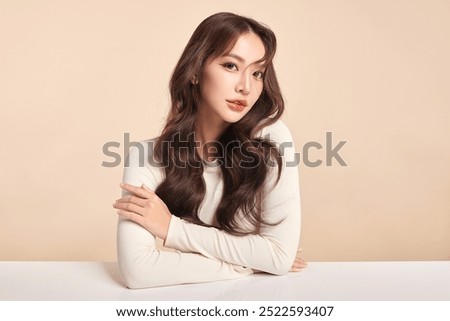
[269,263,291,276]
[122,274,142,290]
[117,250,159,289]
[123,278,140,290]
[117,219,162,289]
[118,259,145,289]
[265,253,294,276]
[256,239,297,276]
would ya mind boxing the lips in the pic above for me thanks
[226,99,248,112]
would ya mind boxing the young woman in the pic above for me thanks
[113,12,305,289]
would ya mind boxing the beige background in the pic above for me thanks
[1,0,449,262]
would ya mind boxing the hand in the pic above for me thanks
[289,248,308,272]
[113,183,172,240]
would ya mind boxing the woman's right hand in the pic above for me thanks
[114,183,173,241]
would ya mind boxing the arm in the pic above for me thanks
[116,142,252,289]
[163,121,301,275]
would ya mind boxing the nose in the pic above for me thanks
[235,72,250,95]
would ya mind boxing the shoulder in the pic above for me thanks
[257,119,298,172]
[125,138,165,179]
[123,137,164,189]
[125,138,159,167]
[256,119,295,146]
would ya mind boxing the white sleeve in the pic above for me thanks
[117,143,252,289]
[164,121,301,275]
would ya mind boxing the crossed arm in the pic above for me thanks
[114,124,305,289]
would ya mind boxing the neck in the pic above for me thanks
[194,122,225,145]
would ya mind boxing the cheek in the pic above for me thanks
[199,80,216,104]
[251,85,264,103]
[200,74,223,100]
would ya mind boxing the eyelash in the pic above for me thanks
[221,63,265,80]
[222,62,238,70]
[253,71,264,80]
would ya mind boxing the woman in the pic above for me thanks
[113,12,306,289]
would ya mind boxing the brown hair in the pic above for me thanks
[154,12,284,235]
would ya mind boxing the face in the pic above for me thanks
[196,32,266,129]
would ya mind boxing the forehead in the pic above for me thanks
[220,32,266,65]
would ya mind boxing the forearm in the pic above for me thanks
[164,200,300,275]
[117,218,252,289]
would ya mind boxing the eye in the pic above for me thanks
[222,63,238,71]
[253,71,265,80]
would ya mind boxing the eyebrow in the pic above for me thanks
[223,53,266,66]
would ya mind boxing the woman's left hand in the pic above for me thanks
[113,183,172,240]
[289,248,308,272]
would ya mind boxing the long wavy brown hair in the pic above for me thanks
[154,12,285,235]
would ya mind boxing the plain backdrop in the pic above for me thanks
[1,0,449,262]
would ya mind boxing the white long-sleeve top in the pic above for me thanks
[117,119,301,288]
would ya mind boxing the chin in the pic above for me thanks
[220,112,249,124]
[223,117,245,124]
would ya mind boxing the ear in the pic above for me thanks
[191,75,198,85]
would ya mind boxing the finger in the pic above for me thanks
[290,264,306,272]
[115,195,148,207]
[289,265,305,272]
[296,258,308,267]
[292,257,308,269]
[289,256,308,272]
[120,183,154,198]
[298,261,308,268]
[117,209,145,227]
[113,201,146,216]
[141,184,154,192]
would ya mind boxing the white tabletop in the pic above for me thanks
[1,261,449,300]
